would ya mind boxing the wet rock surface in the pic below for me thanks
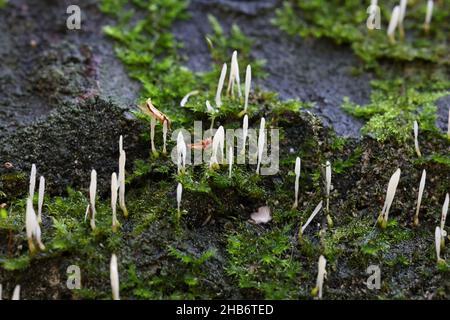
[173,0,372,137]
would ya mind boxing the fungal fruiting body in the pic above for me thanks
[180,90,199,107]
[26,197,45,255]
[377,168,401,229]
[37,176,45,224]
[244,65,251,112]
[241,114,248,155]
[177,132,187,174]
[227,51,241,98]
[162,120,168,155]
[110,254,120,300]
[440,193,449,248]
[228,146,233,178]
[413,121,422,157]
[250,206,272,224]
[11,285,20,300]
[29,164,36,198]
[312,255,327,299]
[256,118,266,175]
[210,126,225,169]
[119,149,128,218]
[0,283,2,300]
[447,108,450,139]
[435,227,444,264]
[387,5,400,44]
[150,117,157,156]
[424,0,433,33]
[413,169,426,227]
[300,201,323,239]
[215,63,227,108]
[177,183,183,219]
[88,169,97,231]
[141,98,171,127]
[325,161,333,227]
[398,0,407,39]
[111,172,119,232]
[293,157,301,209]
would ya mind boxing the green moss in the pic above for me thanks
[0,0,8,9]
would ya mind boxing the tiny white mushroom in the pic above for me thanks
[29,164,36,199]
[180,90,199,107]
[387,5,400,44]
[119,149,128,218]
[256,118,266,174]
[413,121,422,157]
[210,126,225,168]
[11,285,20,300]
[241,114,248,155]
[378,168,401,229]
[111,172,119,232]
[413,169,426,227]
[250,206,271,224]
[162,120,168,154]
[435,226,443,263]
[244,65,251,112]
[215,63,227,108]
[228,146,233,178]
[177,183,183,215]
[293,157,301,209]
[301,201,323,234]
[110,254,120,300]
[424,0,434,32]
[440,193,449,246]
[325,161,331,212]
[37,176,45,224]
[314,255,327,299]
[89,169,97,230]
[150,117,157,155]
[177,132,187,174]
[447,108,450,139]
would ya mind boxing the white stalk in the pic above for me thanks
[424,0,433,31]
[398,0,407,37]
[440,193,449,239]
[11,285,20,300]
[413,169,426,226]
[447,108,450,139]
[119,149,128,217]
[210,126,225,168]
[435,226,442,262]
[387,6,400,44]
[413,121,422,157]
[206,100,216,114]
[244,65,251,112]
[301,201,323,234]
[110,254,120,300]
[162,120,168,154]
[241,114,248,155]
[227,51,241,98]
[177,183,183,215]
[228,146,233,178]
[315,255,327,299]
[0,283,2,300]
[111,172,119,232]
[180,90,199,107]
[29,164,36,199]
[256,118,266,174]
[177,132,187,174]
[150,117,156,154]
[215,63,227,108]
[293,157,301,209]
[26,197,37,253]
[37,176,45,224]
[119,135,123,153]
[325,161,331,212]
[379,168,401,228]
[89,169,97,230]
[371,0,377,6]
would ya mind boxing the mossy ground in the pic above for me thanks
[0,0,449,299]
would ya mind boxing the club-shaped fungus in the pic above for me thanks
[250,206,272,224]
[241,114,248,155]
[177,183,183,218]
[293,157,301,209]
[215,63,227,108]
[300,201,323,239]
[256,118,266,175]
[398,0,407,39]
[37,176,45,224]
[413,121,422,157]
[387,5,400,44]
[162,120,168,155]
[119,149,128,218]
[227,51,241,98]
[29,164,36,198]
[210,126,225,169]
[440,193,449,248]
[111,172,119,232]
[150,116,157,156]
[177,131,187,174]
[325,161,333,227]
[110,254,120,300]
[311,255,327,299]
[424,0,433,33]
[244,65,251,113]
[435,227,444,264]
[413,169,426,227]
[88,169,97,231]
[26,197,45,255]
[447,108,450,139]
[228,146,233,178]
[377,168,401,229]
[0,283,2,300]
[180,90,199,107]
[141,98,171,127]
[11,285,20,300]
